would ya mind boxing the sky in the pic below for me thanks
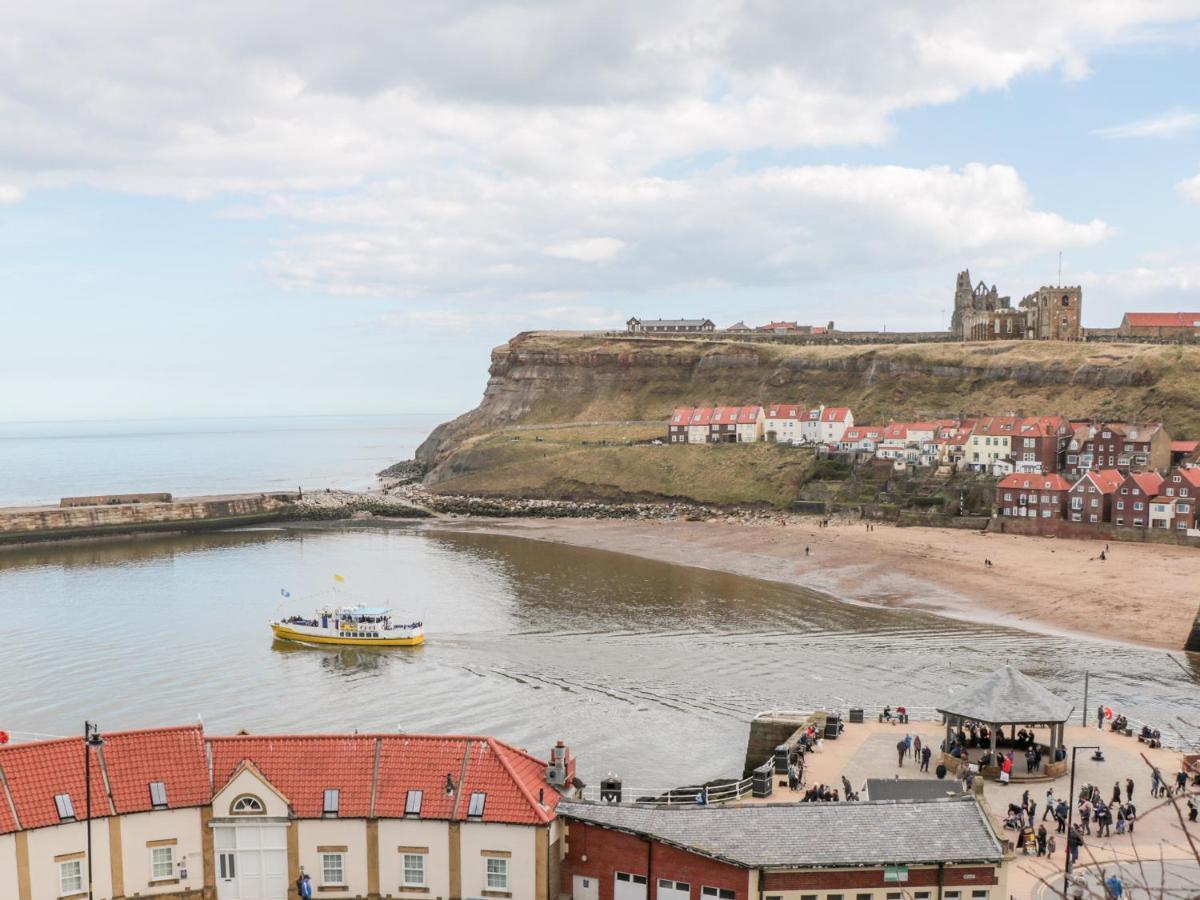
[1,1,1199,421]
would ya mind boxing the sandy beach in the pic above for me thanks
[428,515,1200,651]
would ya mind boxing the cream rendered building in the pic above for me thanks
[0,726,572,900]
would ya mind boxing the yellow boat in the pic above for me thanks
[270,604,424,647]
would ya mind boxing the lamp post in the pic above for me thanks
[1062,744,1099,898]
[84,722,103,900]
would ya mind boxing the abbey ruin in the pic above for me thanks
[952,269,1083,341]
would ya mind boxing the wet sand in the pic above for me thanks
[428,515,1200,651]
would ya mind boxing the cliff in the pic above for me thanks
[416,332,1200,485]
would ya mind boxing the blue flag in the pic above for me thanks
[280,589,291,598]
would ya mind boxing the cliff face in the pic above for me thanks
[416,331,1200,479]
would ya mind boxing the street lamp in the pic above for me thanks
[83,722,103,900]
[1062,744,1100,898]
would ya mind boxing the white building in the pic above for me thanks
[762,403,805,444]
[0,725,572,900]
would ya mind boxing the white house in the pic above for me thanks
[762,403,805,444]
[0,725,572,900]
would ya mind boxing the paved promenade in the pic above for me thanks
[744,720,1198,898]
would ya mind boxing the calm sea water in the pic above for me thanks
[1,523,1197,787]
[0,414,445,507]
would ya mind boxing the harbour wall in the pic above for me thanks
[991,516,1200,547]
[0,493,300,545]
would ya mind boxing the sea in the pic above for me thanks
[0,415,1198,787]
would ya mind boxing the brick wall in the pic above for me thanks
[992,515,1200,546]
[561,821,749,900]
[762,864,998,891]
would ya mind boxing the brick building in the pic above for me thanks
[1063,422,1171,481]
[1161,467,1200,533]
[995,474,1072,520]
[559,799,1006,900]
[627,318,715,334]
[1067,469,1125,524]
[1118,312,1200,340]
[1112,472,1164,528]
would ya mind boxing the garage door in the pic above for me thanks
[658,879,690,900]
[614,871,647,900]
[214,825,289,900]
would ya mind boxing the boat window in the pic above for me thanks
[149,781,168,809]
[467,792,486,817]
[405,790,423,816]
[323,789,340,816]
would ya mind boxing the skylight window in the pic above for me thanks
[467,792,486,817]
[323,789,340,816]
[149,781,168,809]
[405,790,423,816]
[54,793,75,821]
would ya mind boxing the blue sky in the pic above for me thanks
[1,2,1198,421]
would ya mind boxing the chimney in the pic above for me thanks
[545,740,572,789]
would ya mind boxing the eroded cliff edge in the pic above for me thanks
[415,331,1197,481]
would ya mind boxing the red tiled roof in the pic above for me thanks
[1079,469,1125,494]
[972,416,1020,436]
[1129,472,1164,496]
[101,725,210,815]
[458,738,557,825]
[735,405,762,424]
[0,736,112,831]
[821,407,850,422]
[764,404,804,420]
[209,735,377,819]
[670,407,692,424]
[1124,312,1200,328]
[1175,467,1200,488]
[688,408,714,425]
[1172,440,1199,453]
[998,474,1072,491]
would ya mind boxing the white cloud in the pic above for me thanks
[0,184,22,204]
[1094,109,1200,139]
[544,237,626,263]
[1178,173,1200,202]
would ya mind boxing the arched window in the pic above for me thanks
[1062,295,1071,306]
[231,794,266,815]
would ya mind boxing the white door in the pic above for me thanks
[215,824,289,900]
[614,871,648,900]
[658,879,690,900]
[573,875,599,900]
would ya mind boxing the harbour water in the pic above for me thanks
[1,522,1197,787]
[0,414,444,507]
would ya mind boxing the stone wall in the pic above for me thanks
[989,515,1200,547]
[0,494,299,544]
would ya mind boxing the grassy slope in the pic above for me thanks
[429,424,815,507]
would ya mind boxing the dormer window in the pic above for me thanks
[54,793,75,822]
[149,781,168,809]
[405,790,423,816]
[467,792,486,818]
[323,789,340,817]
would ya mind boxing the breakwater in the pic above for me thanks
[0,490,430,545]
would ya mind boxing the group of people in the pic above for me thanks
[894,732,933,772]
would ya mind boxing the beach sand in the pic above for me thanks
[428,515,1200,651]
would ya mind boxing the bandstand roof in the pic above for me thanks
[936,665,1075,725]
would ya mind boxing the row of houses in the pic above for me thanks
[666,406,1199,479]
[996,466,1200,533]
[0,724,1008,900]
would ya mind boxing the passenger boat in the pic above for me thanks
[270,605,424,647]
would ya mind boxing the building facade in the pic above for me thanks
[995,474,1072,519]
[0,726,572,900]
[627,319,715,335]
[559,799,1007,900]
[1067,469,1124,524]
[1118,312,1200,340]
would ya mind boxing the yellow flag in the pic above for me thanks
[333,574,345,583]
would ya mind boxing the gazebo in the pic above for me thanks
[937,665,1076,780]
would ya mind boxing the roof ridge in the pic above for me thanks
[487,737,553,824]
[0,724,204,752]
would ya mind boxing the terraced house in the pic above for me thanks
[0,726,572,900]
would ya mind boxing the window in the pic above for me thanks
[1116,501,1124,510]
[230,795,265,814]
[59,859,83,895]
[702,889,735,900]
[857,895,873,900]
[321,852,345,886]
[149,781,168,809]
[402,853,426,887]
[486,857,508,891]
[323,789,340,816]
[54,793,75,821]
[405,789,423,816]
[616,873,647,885]
[150,845,175,881]
[660,880,691,892]
[972,891,990,899]
[945,893,961,900]
[467,792,487,817]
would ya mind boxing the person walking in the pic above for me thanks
[921,744,932,772]
[1096,801,1112,837]
[1124,801,1136,834]
[1044,788,1056,820]
[1125,778,1134,803]
[1151,768,1161,798]
[1080,799,1092,835]
[1177,768,1189,796]
[1056,799,1069,833]
[1112,782,1122,806]
[1189,797,1198,823]
[1036,823,1048,857]
[1097,704,1105,730]
[913,735,922,760]
[896,738,906,767]
[1067,825,1083,866]
[299,874,314,900]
